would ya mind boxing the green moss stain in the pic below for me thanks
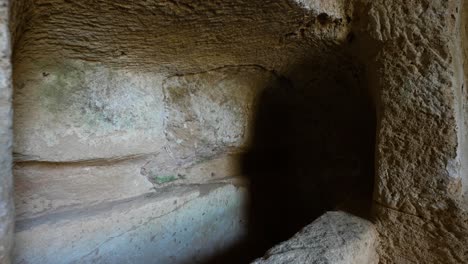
[153,175,178,184]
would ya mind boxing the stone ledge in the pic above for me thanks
[14,154,245,220]
[14,183,248,264]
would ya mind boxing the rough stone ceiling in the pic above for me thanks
[12,0,353,74]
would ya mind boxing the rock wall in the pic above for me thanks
[8,0,377,263]
[361,0,468,263]
[8,0,468,263]
[461,0,468,203]
[15,184,248,264]
[0,0,14,262]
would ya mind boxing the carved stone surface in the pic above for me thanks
[163,66,278,163]
[252,211,378,264]
[362,0,468,263]
[15,184,248,264]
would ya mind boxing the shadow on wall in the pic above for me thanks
[202,58,376,263]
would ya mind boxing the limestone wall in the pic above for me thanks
[8,0,468,263]
[0,0,13,262]
[8,0,377,263]
[363,0,468,263]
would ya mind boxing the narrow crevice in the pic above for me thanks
[373,200,426,220]
[13,152,156,166]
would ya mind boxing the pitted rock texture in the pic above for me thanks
[251,211,378,264]
[362,0,468,263]
[295,0,349,18]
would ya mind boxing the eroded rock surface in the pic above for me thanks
[361,0,468,263]
[252,211,378,264]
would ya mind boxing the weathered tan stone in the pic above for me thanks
[11,0,351,73]
[252,211,378,264]
[359,0,468,262]
[295,0,350,19]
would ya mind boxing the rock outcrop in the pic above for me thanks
[252,211,378,264]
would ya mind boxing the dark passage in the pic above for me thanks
[203,56,376,263]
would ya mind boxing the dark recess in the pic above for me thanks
[201,57,376,263]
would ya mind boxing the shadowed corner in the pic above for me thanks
[201,56,377,263]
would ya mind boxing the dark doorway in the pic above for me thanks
[203,56,376,263]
